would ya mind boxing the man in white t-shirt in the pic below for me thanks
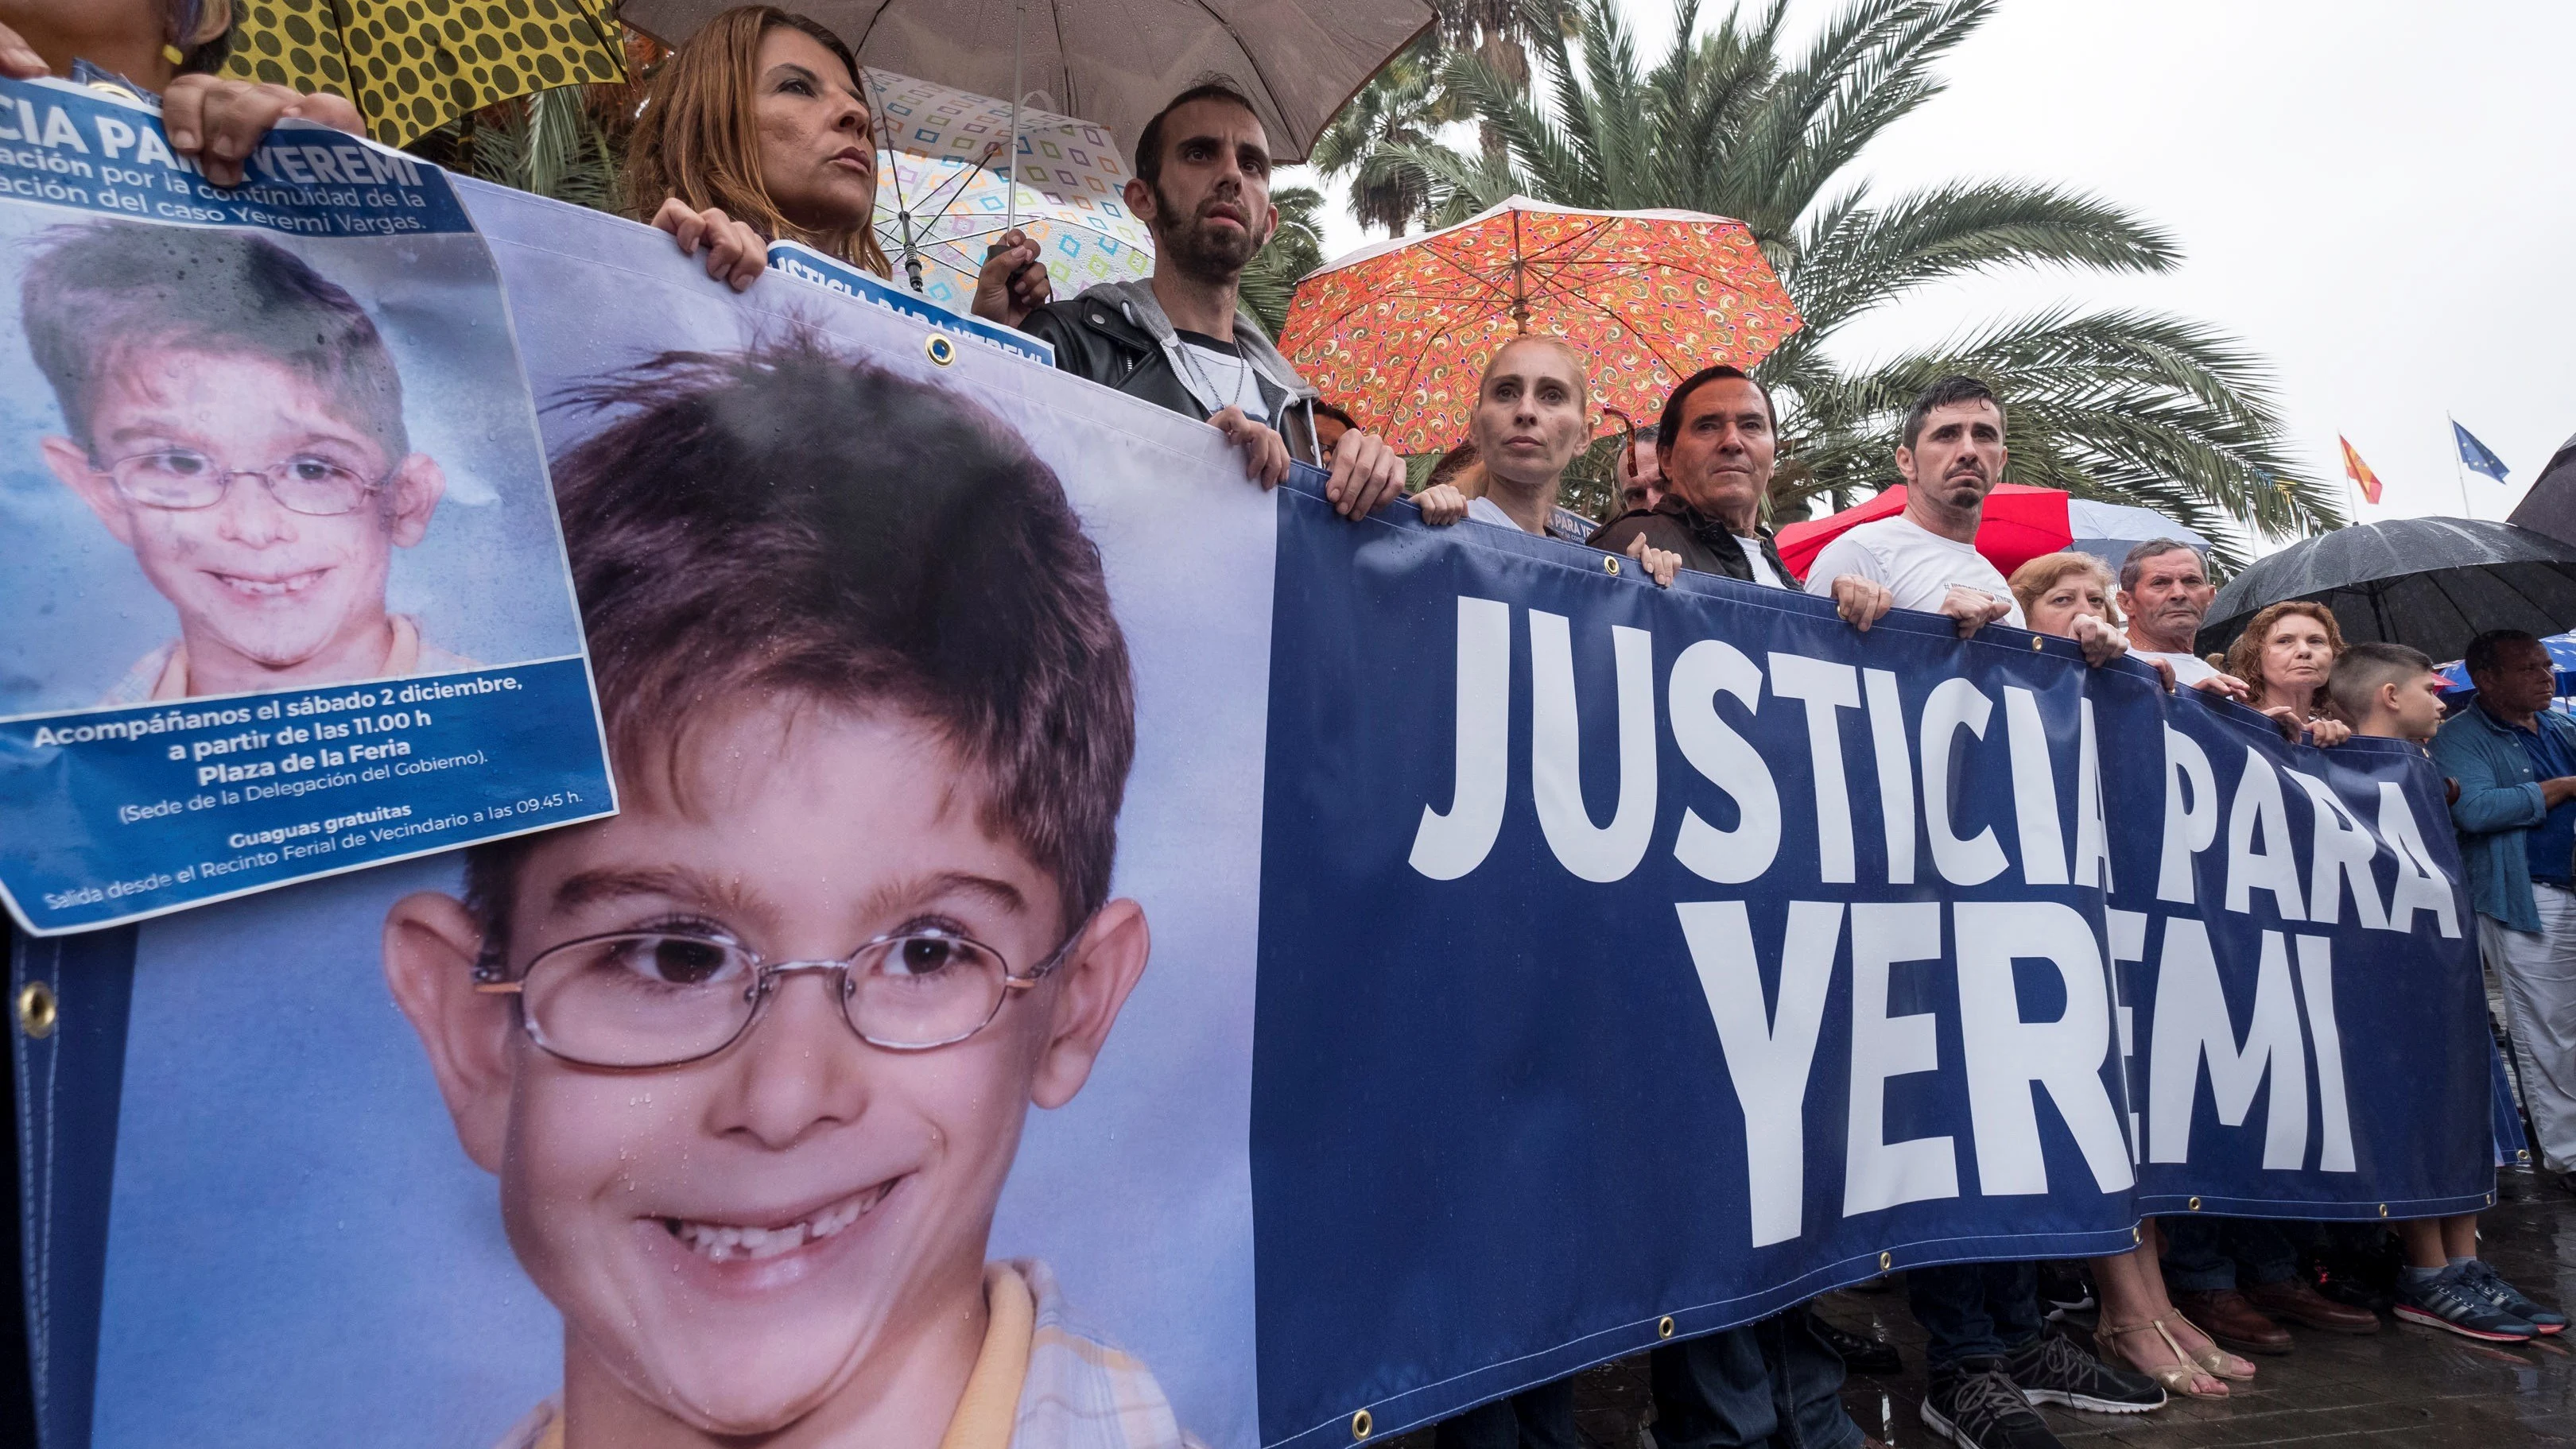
[1808,378,2171,1449]
[2116,539,2252,699]
[1804,376,2122,666]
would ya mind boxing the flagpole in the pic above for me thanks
[2449,413,2474,519]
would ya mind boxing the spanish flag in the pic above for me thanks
[2340,436,2384,505]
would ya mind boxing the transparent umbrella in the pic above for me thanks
[863,68,1150,314]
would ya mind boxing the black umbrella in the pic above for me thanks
[2197,517,2576,661]
[2507,428,2576,547]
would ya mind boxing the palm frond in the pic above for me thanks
[1783,180,2179,337]
[1239,185,1329,339]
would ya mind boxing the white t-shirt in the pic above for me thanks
[1465,494,1529,533]
[1736,534,1788,590]
[2136,649,2220,686]
[1802,514,2026,628]
[1174,329,1271,424]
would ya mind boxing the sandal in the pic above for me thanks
[2096,1319,2227,1399]
[2163,1314,2256,1381]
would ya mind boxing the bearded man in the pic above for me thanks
[1014,84,1405,517]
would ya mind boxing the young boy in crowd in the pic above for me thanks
[2331,642,2566,1342]
[21,220,462,703]
[382,339,1194,1448]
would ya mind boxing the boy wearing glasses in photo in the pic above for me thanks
[382,339,1190,1449]
[21,219,463,703]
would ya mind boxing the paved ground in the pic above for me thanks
[1386,1166,2576,1448]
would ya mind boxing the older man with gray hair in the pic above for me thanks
[2113,540,2251,699]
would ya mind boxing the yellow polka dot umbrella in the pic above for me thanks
[1276,196,1803,451]
[218,0,629,149]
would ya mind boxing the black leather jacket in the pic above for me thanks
[1018,296,1325,465]
[1589,496,1794,586]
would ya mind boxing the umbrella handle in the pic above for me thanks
[1601,406,1639,485]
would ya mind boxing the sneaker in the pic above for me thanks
[2394,1265,2539,1342]
[2004,1331,2167,1413]
[1920,1362,2063,1449]
[2460,1260,2566,1335]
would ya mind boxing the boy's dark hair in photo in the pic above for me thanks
[19,220,408,455]
[2328,641,2436,725]
[465,334,1137,945]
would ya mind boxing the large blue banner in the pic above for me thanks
[10,167,2491,1449]
[1251,489,2485,1447]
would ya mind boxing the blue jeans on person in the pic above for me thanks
[1433,1378,1580,1449]
[2159,1216,2304,1292]
[1905,1262,2043,1373]
[1649,1305,1863,1449]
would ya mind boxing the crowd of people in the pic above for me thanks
[2,6,2571,1449]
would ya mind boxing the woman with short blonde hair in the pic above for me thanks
[2008,551,2122,635]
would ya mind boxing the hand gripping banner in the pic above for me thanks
[13,150,2486,1449]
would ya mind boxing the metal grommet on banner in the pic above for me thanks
[2520,1149,2532,1162]
[1878,1250,1892,1272]
[2132,1225,2142,1245]
[1604,555,1621,576]
[1351,1409,1373,1441]
[2187,1196,2201,1211]
[925,334,958,366]
[2378,1204,2388,1218]
[1658,1315,1675,1339]
[16,981,56,1039]
[2029,634,2043,651]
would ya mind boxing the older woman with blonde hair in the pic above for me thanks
[2008,550,2123,636]
[2226,600,2353,745]
[627,5,1046,322]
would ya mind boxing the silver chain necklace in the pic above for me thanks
[1176,333,1255,416]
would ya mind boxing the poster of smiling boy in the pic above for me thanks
[383,339,1194,1449]
[47,177,1271,1449]
[0,78,611,934]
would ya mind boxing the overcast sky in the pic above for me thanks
[1281,0,2576,547]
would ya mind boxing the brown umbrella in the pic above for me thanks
[616,0,1433,165]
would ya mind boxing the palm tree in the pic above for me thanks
[1309,41,1448,237]
[1239,185,1329,339]
[1313,0,1573,239]
[1361,0,2335,558]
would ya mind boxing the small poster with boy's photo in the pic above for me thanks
[0,76,613,934]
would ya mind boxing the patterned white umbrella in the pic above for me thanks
[863,68,1151,314]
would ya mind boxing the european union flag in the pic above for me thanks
[2454,420,2511,482]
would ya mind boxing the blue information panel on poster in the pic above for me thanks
[0,79,611,933]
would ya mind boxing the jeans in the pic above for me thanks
[2160,1216,2303,1292]
[2481,890,2576,1172]
[1905,1262,2041,1372]
[1434,1378,1580,1449]
[1649,1305,1862,1449]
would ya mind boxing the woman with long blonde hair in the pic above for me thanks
[626,6,1048,321]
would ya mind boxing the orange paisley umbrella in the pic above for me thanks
[1277,196,1802,451]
